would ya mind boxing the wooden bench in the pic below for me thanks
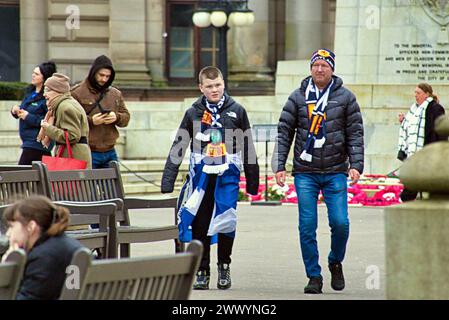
[0,164,119,258]
[0,163,46,205]
[0,249,26,299]
[0,165,33,172]
[55,201,119,258]
[37,161,182,257]
[0,200,119,259]
[59,240,202,300]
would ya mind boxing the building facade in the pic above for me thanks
[1,0,336,90]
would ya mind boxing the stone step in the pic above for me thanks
[120,171,187,184]
[123,182,183,195]
[121,172,158,184]
[121,86,275,102]
[0,135,21,146]
[0,147,21,162]
[118,159,189,172]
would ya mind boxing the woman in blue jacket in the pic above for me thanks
[11,61,57,164]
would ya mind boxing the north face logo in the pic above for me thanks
[226,112,237,119]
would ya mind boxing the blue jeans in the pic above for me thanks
[294,173,349,278]
[91,149,118,169]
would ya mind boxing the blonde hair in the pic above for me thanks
[3,196,70,237]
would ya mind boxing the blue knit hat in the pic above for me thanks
[310,48,335,71]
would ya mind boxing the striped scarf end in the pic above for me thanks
[300,150,313,162]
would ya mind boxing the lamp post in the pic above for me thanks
[192,0,255,88]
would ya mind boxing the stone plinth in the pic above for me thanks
[385,199,449,299]
[385,116,449,299]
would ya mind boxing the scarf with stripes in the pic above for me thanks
[300,78,334,162]
[398,97,431,158]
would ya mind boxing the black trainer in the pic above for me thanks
[329,262,345,291]
[193,270,210,290]
[217,263,231,290]
[304,276,323,294]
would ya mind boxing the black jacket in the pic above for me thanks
[16,234,83,300]
[397,100,447,161]
[161,94,259,195]
[272,75,364,175]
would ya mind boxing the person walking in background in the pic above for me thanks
[397,83,446,201]
[1,196,83,300]
[161,66,259,291]
[38,73,92,168]
[10,61,57,164]
[272,49,364,294]
[71,55,130,169]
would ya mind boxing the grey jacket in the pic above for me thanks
[272,75,364,175]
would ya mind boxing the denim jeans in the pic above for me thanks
[294,173,349,278]
[91,149,118,169]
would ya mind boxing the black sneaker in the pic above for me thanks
[329,262,345,291]
[217,263,231,290]
[304,276,323,294]
[193,270,210,290]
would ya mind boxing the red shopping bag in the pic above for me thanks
[42,131,87,171]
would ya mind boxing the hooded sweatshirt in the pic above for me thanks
[71,55,130,152]
[87,55,116,93]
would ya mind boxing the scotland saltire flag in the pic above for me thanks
[177,161,240,243]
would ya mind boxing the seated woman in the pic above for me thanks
[2,196,83,300]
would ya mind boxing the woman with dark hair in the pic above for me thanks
[2,196,83,300]
[10,61,57,164]
[397,83,447,201]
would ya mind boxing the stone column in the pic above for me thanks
[268,0,286,70]
[228,0,274,86]
[20,0,48,82]
[145,0,166,85]
[109,0,151,88]
[385,116,449,299]
[285,0,323,60]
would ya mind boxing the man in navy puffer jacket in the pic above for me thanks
[272,49,364,294]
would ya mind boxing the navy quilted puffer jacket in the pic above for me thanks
[272,75,364,175]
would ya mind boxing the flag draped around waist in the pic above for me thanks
[177,160,241,243]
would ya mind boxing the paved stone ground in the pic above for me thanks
[129,203,386,300]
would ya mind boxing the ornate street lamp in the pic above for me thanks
[192,0,255,88]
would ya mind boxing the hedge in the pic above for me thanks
[0,82,28,100]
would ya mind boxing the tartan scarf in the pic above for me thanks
[300,78,334,162]
[205,95,225,128]
[398,97,431,158]
[195,96,226,143]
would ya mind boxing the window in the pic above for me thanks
[0,1,20,81]
[169,3,195,78]
[166,0,219,84]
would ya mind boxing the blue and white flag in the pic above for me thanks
[177,161,240,243]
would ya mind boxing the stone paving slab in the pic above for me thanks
[129,203,386,300]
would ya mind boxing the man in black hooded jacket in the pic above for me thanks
[71,55,130,168]
[161,66,259,291]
